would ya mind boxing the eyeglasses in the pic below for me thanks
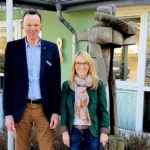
[75,62,89,67]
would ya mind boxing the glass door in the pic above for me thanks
[113,17,140,130]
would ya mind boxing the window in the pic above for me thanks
[143,92,150,132]
[0,26,6,90]
[0,20,22,90]
[145,13,150,87]
[113,18,140,82]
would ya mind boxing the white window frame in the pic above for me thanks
[116,5,150,132]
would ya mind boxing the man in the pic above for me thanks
[3,8,61,150]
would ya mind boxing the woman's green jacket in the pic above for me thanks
[60,80,109,137]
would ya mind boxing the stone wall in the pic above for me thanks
[104,135,124,150]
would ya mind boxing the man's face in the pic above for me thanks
[22,14,41,41]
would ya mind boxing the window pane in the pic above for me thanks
[113,18,140,82]
[0,27,6,90]
[145,13,150,87]
[0,20,22,90]
[143,92,150,132]
[0,27,6,66]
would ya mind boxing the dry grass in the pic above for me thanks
[0,128,7,150]
[30,125,68,150]
[120,132,150,150]
[0,126,68,150]
[3,128,150,150]
[53,126,68,150]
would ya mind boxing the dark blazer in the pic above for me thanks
[3,38,61,123]
[60,80,109,137]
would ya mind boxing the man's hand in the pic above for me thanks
[62,132,70,147]
[5,116,16,132]
[100,133,108,147]
[49,113,59,129]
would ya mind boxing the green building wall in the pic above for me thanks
[0,8,97,83]
[41,9,97,82]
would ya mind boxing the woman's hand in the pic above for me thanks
[62,132,70,147]
[100,133,108,147]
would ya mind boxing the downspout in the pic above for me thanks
[55,1,78,57]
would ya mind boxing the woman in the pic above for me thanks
[60,51,109,150]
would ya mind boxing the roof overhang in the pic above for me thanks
[1,0,150,11]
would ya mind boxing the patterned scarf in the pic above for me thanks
[74,75,92,125]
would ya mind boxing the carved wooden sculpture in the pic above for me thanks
[77,5,137,135]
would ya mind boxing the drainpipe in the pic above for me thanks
[55,1,78,57]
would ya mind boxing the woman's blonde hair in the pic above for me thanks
[69,51,99,90]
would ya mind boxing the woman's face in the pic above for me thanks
[75,56,89,79]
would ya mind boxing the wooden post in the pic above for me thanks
[120,46,128,80]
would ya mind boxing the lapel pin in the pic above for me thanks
[46,60,52,66]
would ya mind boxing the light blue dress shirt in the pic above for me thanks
[5,39,42,117]
[25,38,41,99]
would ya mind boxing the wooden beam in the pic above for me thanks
[94,12,137,37]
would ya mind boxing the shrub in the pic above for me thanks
[53,126,68,150]
[30,125,68,150]
[0,128,7,150]
[120,132,150,150]
[0,126,68,150]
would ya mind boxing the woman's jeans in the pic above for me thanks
[70,128,100,150]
